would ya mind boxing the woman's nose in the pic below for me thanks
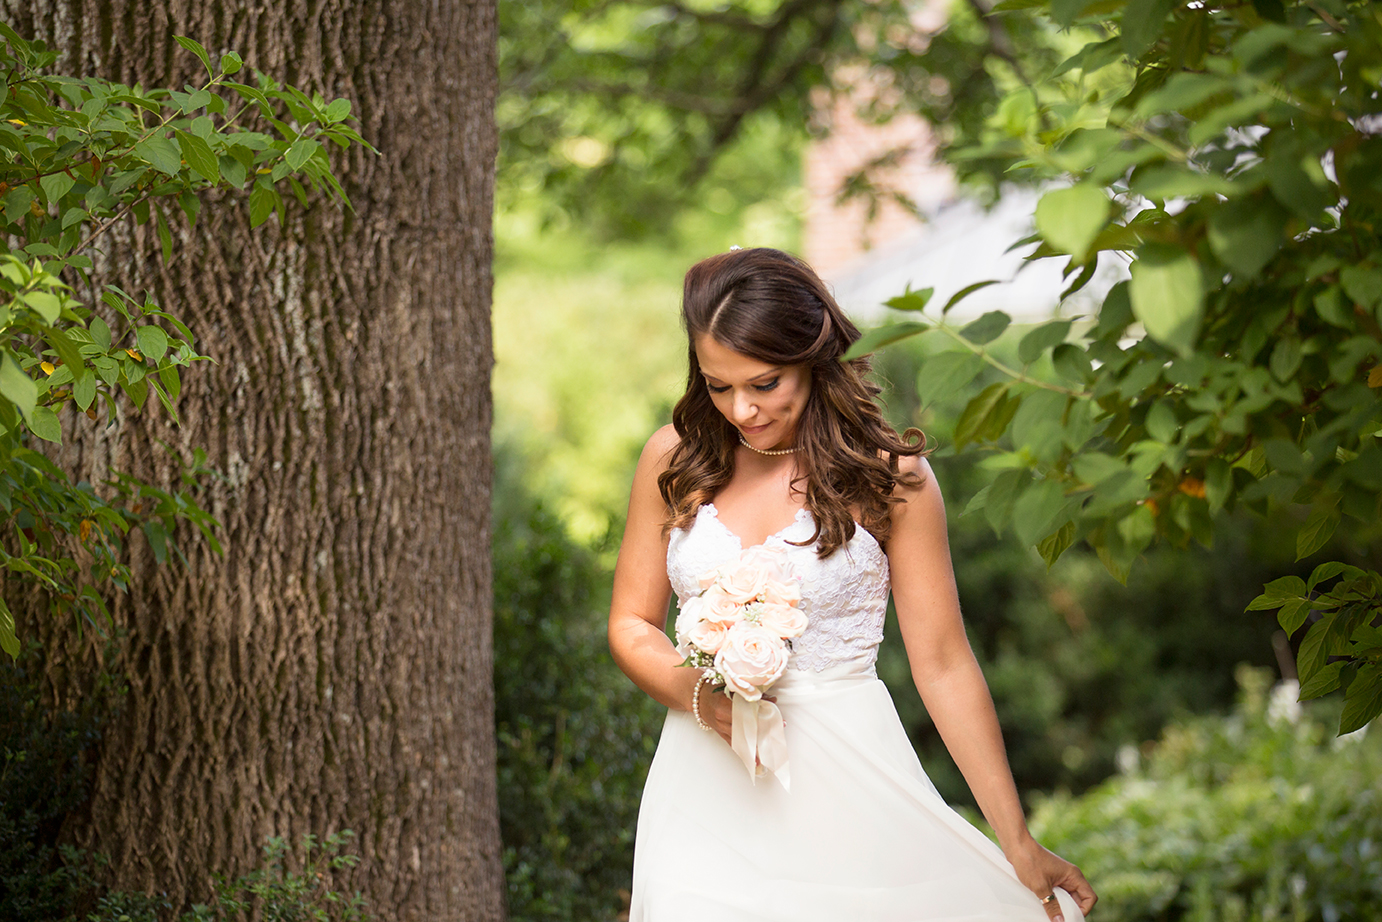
[732,390,757,422]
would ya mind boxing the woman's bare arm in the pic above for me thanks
[887,456,1094,918]
[607,425,735,739]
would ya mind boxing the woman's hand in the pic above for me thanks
[696,683,734,745]
[693,684,778,754]
[1005,834,1096,921]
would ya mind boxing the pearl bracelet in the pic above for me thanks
[692,671,715,732]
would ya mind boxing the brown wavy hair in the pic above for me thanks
[657,247,928,557]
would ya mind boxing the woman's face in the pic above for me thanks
[694,335,811,453]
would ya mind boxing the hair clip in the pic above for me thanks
[729,244,743,251]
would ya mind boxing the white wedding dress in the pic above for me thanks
[629,503,1085,922]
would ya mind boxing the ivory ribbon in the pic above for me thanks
[731,694,790,790]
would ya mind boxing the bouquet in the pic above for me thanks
[675,545,807,789]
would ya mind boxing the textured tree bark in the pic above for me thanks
[1,2,503,918]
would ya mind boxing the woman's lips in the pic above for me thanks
[741,423,771,434]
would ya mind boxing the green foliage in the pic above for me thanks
[1031,666,1382,921]
[856,0,1382,731]
[84,833,369,922]
[871,340,1284,805]
[0,657,106,921]
[492,442,664,921]
[0,23,367,657]
[1248,563,1382,735]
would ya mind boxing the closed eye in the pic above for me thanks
[706,378,779,394]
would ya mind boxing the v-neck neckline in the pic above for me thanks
[702,502,811,551]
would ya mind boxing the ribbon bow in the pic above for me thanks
[731,694,790,790]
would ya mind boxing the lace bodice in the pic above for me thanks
[666,503,890,673]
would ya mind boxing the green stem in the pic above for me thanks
[930,317,1092,399]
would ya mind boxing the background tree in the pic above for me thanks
[850,0,1382,732]
[1,2,504,917]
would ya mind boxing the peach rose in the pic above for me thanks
[718,560,770,604]
[714,622,790,701]
[738,545,795,583]
[688,617,731,655]
[674,595,707,658]
[762,578,802,608]
[701,585,744,624]
[757,602,807,639]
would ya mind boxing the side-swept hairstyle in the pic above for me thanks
[657,247,927,557]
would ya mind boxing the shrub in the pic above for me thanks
[492,442,664,922]
[1031,666,1382,922]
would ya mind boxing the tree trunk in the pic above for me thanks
[2,2,503,918]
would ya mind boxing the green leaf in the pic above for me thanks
[174,35,213,72]
[136,326,170,362]
[1129,244,1203,356]
[159,364,181,402]
[1144,401,1178,443]
[1050,0,1093,27]
[1207,197,1287,279]
[0,599,17,659]
[21,291,61,324]
[3,185,34,223]
[943,281,1001,315]
[135,136,183,176]
[0,352,38,417]
[74,368,96,411]
[1296,618,1330,684]
[285,137,320,171]
[40,171,75,204]
[959,311,1011,345]
[1296,501,1341,560]
[885,287,934,312]
[841,321,929,361]
[324,97,351,122]
[249,179,276,228]
[1205,457,1231,512]
[1130,166,1238,200]
[1018,320,1072,364]
[984,468,1029,535]
[1012,478,1067,548]
[955,382,1010,447]
[90,316,112,350]
[1245,575,1306,611]
[1297,661,1342,701]
[1340,266,1382,311]
[915,351,983,405]
[1269,337,1301,384]
[1037,520,1077,569]
[1276,598,1312,635]
[1121,0,1177,58]
[154,205,173,263]
[26,405,61,443]
[220,51,243,75]
[1134,73,1231,119]
[1339,666,1382,735]
[1308,560,1365,592]
[175,129,219,183]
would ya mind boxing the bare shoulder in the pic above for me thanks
[638,423,681,475]
[889,452,946,526]
[627,424,682,510]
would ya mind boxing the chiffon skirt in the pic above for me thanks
[629,660,1085,922]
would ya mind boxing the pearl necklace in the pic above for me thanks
[739,433,797,456]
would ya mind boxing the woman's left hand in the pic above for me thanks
[1005,834,1096,921]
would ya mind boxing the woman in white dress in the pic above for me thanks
[607,247,1097,922]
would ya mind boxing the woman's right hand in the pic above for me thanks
[694,681,734,745]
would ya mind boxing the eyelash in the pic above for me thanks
[707,379,779,394]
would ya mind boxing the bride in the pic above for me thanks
[607,247,1097,922]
